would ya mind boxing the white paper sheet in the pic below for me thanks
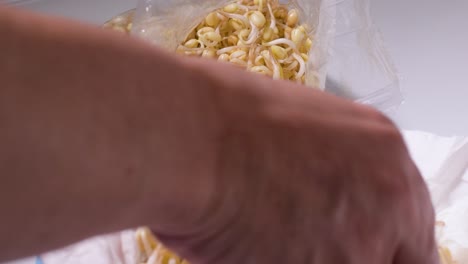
[404,131,468,263]
[40,230,137,264]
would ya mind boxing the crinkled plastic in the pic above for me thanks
[132,0,402,111]
[326,0,403,111]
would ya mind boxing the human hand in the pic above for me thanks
[145,58,439,264]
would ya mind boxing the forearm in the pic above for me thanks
[0,6,220,261]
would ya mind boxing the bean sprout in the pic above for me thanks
[243,20,260,44]
[267,3,276,30]
[285,60,298,71]
[263,38,298,53]
[219,11,250,26]
[292,52,306,79]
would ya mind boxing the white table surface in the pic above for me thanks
[9,0,468,137]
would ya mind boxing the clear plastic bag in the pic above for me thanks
[132,0,335,88]
[131,0,402,111]
[325,0,403,111]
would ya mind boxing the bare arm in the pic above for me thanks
[0,6,224,260]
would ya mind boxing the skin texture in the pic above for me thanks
[0,6,439,264]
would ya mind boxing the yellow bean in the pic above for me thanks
[274,7,288,19]
[202,50,217,58]
[255,55,266,66]
[262,27,273,41]
[218,54,230,61]
[271,45,287,60]
[250,11,266,28]
[205,12,219,27]
[227,35,239,46]
[204,31,222,42]
[273,26,279,35]
[291,27,305,44]
[223,3,238,13]
[286,9,298,27]
[229,19,244,31]
[304,37,313,50]
[197,27,214,37]
[184,39,199,48]
[238,29,250,40]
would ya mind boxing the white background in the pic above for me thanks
[5,0,468,136]
[372,0,468,136]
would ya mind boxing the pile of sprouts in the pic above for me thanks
[176,0,312,83]
[104,0,312,83]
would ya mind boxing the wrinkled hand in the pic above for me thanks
[146,58,439,264]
